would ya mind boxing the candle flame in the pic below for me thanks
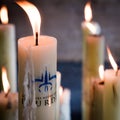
[17,1,41,39]
[1,6,8,24]
[2,67,10,94]
[84,2,92,22]
[99,65,104,80]
[107,47,118,71]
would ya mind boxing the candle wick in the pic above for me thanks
[5,88,10,98]
[35,32,38,46]
[115,68,119,76]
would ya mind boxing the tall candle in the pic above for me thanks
[17,1,57,120]
[0,6,17,92]
[103,48,120,120]
[82,2,104,120]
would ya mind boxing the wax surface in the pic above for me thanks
[18,35,57,120]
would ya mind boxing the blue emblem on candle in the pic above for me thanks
[34,68,56,92]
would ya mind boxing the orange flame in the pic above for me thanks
[1,6,8,24]
[107,47,118,71]
[84,2,92,22]
[99,65,104,80]
[2,67,10,94]
[17,1,41,39]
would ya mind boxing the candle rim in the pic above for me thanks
[18,35,57,47]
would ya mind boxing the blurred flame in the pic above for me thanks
[59,86,63,96]
[99,65,104,80]
[2,67,10,94]
[17,1,41,38]
[107,47,118,71]
[84,2,92,22]
[1,6,8,24]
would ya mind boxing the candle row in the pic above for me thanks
[82,2,120,120]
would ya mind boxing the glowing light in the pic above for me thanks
[99,65,104,80]
[1,6,8,24]
[2,67,10,94]
[107,47,118,72]
[84,2,92,22]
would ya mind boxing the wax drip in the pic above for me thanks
[113,84,118,104]
[35,32,38,46]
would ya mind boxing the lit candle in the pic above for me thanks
[17,1,57,120]
[82,2,105,78]
[0,6,17,92]
[60,87,71,120]
[104,47,120,120]
[82,2,105,120]
[0,67,18,120]
[82,65,104,120]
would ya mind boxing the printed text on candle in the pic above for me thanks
[22,92,56,107]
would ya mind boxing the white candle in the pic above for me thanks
[82,2,104,120]
[17,1,57,120]
[0,6,17,92]
[81,2,105,78]
[60,87,71,120]
[82,65,104,120]
[103,48,120,120]
[104,70,120,120]
[56,71,61,120]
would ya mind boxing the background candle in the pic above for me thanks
[0,67,18,120]
[104,69,120,120]
[82,2,105,120]
[60,87,71,120]
[0,92,18,120]
[56,71,61,120]
[103,48,120,120]
[0,6,17,92]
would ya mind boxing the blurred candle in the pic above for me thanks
[56,71,61,120]
[0,6,17,92]
[0,67,18,120]
[60,87,71,120]
[104,47,120,120]
[82,2,105,78]
[17,1,57,120]
[81,2,104,120]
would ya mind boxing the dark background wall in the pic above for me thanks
[1,0,120,61]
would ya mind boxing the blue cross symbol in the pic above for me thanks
[34,68,56,92]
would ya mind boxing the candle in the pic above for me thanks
[82,2,105,120]
[104,47,120,120]
[0,67,18,120]
[56,71,61,120]
[17,1,57,120]
[82,65,104,120]
[82,2,105,78]
[0,6,17,92]
[60,87,71,120]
